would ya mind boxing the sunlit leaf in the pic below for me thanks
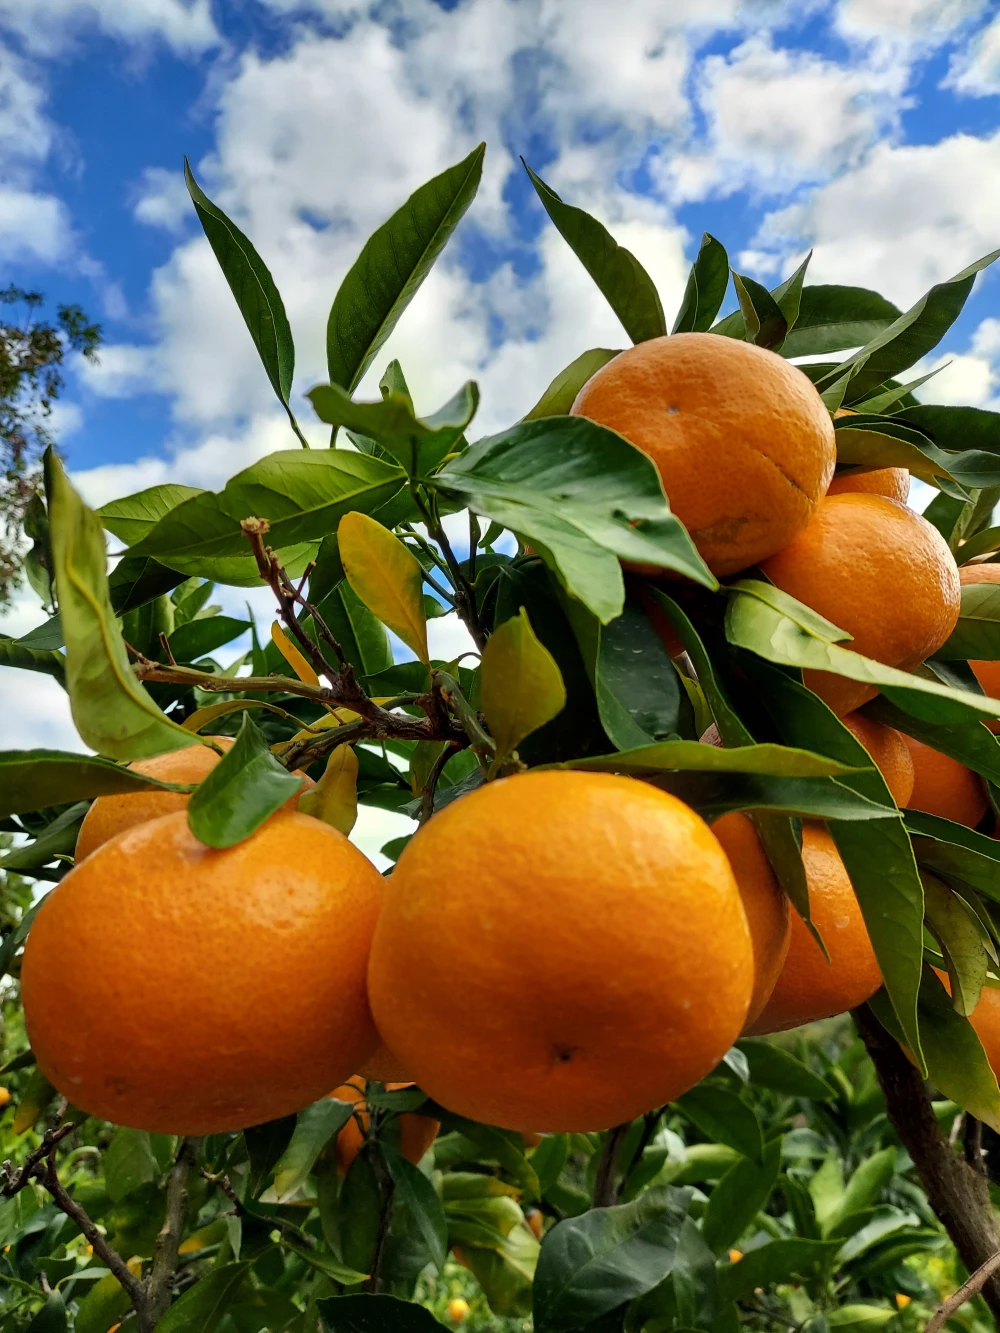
[299,743,359,835]
[269,621,320,685]
[523,348,621,420]
[338,511,429,664]
[481,608,566,767]
[187,712,303,848]
[99,483,204,546]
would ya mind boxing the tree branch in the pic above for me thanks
[593,1124,629,1209]
[141,1137,200,1332]
[924,1250,1000,1333]
[39,1152,143,1307]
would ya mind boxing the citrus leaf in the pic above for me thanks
[98,483,204,546]
[44,449,200,761]
[436,417,716,624]
[156,1260,252,1333]
[0,635,65,685]
[263,1096,356,1204]
[187,712,303,849]
[762,284,900,358]
[108,555,187,616]
[674,1086,764,1162]
[279,1235,368,1286]
[12,1068,55,1135]
[936,581,1000,660]
[0,803,86,873]
[338,512,428,663]
[523,348,621,420]
[25,1291,66,1333]
[824,1148,897,1236]
[717,1238,840,1303]
[833,415,967,491]
[922,872,987,1016]
[318,1294,446,1331]
[866,696,1000,786]
[736,1040,836,1101]
[299,743,359,835]
[481,608,566,767]
[181,699,293,733]
[309,380,478,477]
[869,970,1000,1132]
[383,1147,448,1271]
[954,525,1000,563]
[827,1305,898,1332]
[103,1127,156,1203]
[244,1115,297,1196]
[672,233,729,334]
[0,750,190,819]
[167,615,250,664]
[852,367,944,413]
[702,1137,782,1254]
[905,810,1000,903]
[561,738,862,780]
[185,160,306,445]
[532,1187,692,1333]
[269,621,320,685]
[732,271,787,350]
[126,449,404,578]
[311,560,393,678]
[327,143,485,393]
[523,160,666,345]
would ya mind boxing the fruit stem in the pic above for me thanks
[366,1148,396,1294]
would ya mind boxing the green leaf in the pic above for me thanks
[852,367,944,413]
[299,744,358,836]
[263,1096,355,1204]
[736,1040,836,1101]
[702,1137,782,1254]
[905,810,1000,903]
[923,872,987,1016]
[562,738,862,780]
[937,581,1000,660]
[898,403,1000,464]
[187,712,303,849]
[0,802,86,873]
[0,634,65,685]
[523,160,666,345]
[384,1147,448,1271]
[157,1260,251,1333]
[108,555,188,616]
[308,379,478,477]
[524,349,622,420]
[167,615,251,664]
[281,1235,368,1286]
[437,416,716,624]
[954,525,1000,563]
[826,1305,898,1332]
[313,581,392,679]
[44,448,199,761]
[73,1273,132,1333]
[717,1238,840,1303]
[672,233,729,333]
[244,1115,297,1196]
[815,248,1000,403]
[99,483,204,546]
[867,696,1000,786]
[25,1292,67,1333]
[338,510,429,664]
[318,1294,446,1331]
[185,159,305,445]
[327,144,485,393]
[674,1086,764,1162]
[481,608,566,767]
[731,271,787,350]
[127,449,404,580]
[869,970,1000,1132]
[532,1186,692,1333]
[103,1127,156,1203]
[0,750,188,821]
[770,285,901,358]
[833,415,969,492]
[824,1148,897,1235]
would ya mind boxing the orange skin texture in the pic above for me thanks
[962,982,1000,1077]
[75,736,314,861]
[827,468,910,503]
[331,1078,439,1175]
[840,712,915,807]
[22,810,382,1133]
[746,823,881,1035]
[899,733,988,828]
[359,1044,414,1083]
[759,494,961,715]
[710,812,791,1027]
[570,333,836,577]
[367,770,753,1132]
[959,563,1000,708]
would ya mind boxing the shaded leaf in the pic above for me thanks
[923,872,987,1016]
[481,607,566,766]
[157,1260,251,1333]
[936,580,1000,661]
[524,349,621,420]
[732,271,787,350]
[674,1086,764,1162]
[187,712,303,849]
[717,1238,840,1303]
[168,615,250,664]
[0,750,187,820]
[0,635,65,685]
[244,1115,297,1196]
[264,1096,356,1203]
[99,483,204,546]
[737,1040,836,1100]
[338,511,429,663]
[702,1137,782,1254]
[104,1128,156,1203]
[318,1294,445,1331]
[772,284,901,358]
[108,555,187,617]
[384,1147,448,1271]
[672,233,729,333]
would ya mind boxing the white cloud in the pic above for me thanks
[0,186,72,263]
[945,12,1000,95]
[835,0,988,47]
[0,50,52,163]
[132,166,193,233]
[0,0,218,57]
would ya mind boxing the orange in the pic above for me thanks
[75,737,314,860]
[367,770,753,1132]
[331,1077,439,1174]
[747,823,881,1034]
[899,734,987,828]
[570,333,835,576]
[0,1088,9,1109]
[760,494,960,715]
[958,564,1000,705]
[827,468,909,503]
[359,1044,413,1083]
[709,813,790,1026]
[526,1209,544,1240]
[841,712,914,807]
[22,810,382,1133]
[447,1299,471,1323]
[956,979,1000,1077]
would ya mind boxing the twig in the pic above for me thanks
[142,1137,200,1332]
[964,1115,986,1176]
[39,1153,143,1306]
[366,1150,396,1294]
[420,743,458,824]
[0,1122,74,1195]
[593,1124,629,1209]
[409,490,487,651]
[924,1250,1000,1333]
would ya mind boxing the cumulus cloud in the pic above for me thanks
[945,11,1000,95]
[0,0,218,57]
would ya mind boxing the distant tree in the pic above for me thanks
[0,285,101,607]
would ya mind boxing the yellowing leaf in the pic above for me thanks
[44,448,200,761]
[270,621,320,686]
[481,608,566,769]
[299,744,359,835]
[338,511,429,665]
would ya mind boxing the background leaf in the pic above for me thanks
[702,1137,782,1253]
[674,1086,764,1162]
[318,1294,446,1331]
[0,749,187,818]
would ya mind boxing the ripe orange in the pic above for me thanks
[760,494,960,715]
[368,770,753,1132]
[22,810,382,1133]
[709,813,790,1027]
[526,1209,544,1240]
[359,1044,413,1083]
[841,712,915,807]
[958,564,1000,703]
[899,734,987,828]
[331,1078,439,1174]
[75,737,314,860]
[955,979,1000,1077]
[447,1299,471,1323]
[570,333,835,576]
[747,823,881,1034]
[827,468,909,503]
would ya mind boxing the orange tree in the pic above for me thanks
[3,143,1000,1331]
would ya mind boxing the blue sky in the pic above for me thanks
[3,0,1000,851]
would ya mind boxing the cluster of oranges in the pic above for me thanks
[16,332,1000,1154]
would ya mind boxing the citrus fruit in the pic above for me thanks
[330,1078,439,1174]
[709,812,790,1026]
[760,494,960,715]
[953,977,1000,1077]
[359,1044,413,1083]
[958,563,1000,704]
[448,1299,471,1323]
[841,712,915,806]
[75,736,314,861]
[526,1209,544,1240]
[570,333,835,576]
[899,734,987,828]
[23,810,382,1133]
[746,823,881,1034]
[827,468,909,503]
[367,770,753,1132]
